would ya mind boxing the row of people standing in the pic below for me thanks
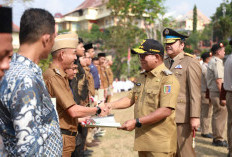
[0,7,114,156]
[105,28,202,157]
[200,41,232,157]
[43,34,114,156]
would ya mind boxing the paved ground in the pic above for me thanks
[86,92,228,157]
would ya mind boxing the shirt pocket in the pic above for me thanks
[133,87,141,102]
[145,89,159,108]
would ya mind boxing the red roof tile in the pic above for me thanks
[12,23,19,32]
[65,0,108,16]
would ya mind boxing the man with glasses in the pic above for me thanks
[163,28,201,157]
[106,39,180,156]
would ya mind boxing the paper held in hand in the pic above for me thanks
[82,114,121,128]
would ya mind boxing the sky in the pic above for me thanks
[0,0,225,26]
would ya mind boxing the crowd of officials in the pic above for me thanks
[0,6,232,157]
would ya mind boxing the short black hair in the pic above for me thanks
[201,52,211,62]
[92,57,99,61]
[78,37,84,44]
[19,8,55,44]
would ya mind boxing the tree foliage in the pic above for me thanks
[105,0,165,78]
[211,1,232,41]
[193,5,197,32]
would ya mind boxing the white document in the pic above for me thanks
[85,115,121,128]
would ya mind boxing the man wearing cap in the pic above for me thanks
[0,8,63,156]
[206,43,228,147]
[0,7,13,81]
[224,40,232,157]
[0,6,14,156]
[84,43,101,102]
[43,33,107,156]
[97,53,110,102]
[106,39,180,156]
[163,28,201,157]
[200,52,213,139]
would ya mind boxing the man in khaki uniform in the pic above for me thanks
[84,43,101,104]
[200,52,213,138]
[105,55,114,102]
[98,53,110,102]
[224,40,232,157]
[207,43,228,147]
[106,39,180,157]
[85,52,96,100]
[163,28,201,157]
[43,33,106,156]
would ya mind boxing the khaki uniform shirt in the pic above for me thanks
[207,56,224,92]
[84,67,95,96]
[43,63,77,132]
[97,66,109,89]
[127,63,180,152]
[224,54,232,91]
[106,67,114,85]
[201,62,208,92]
[164,51,201,123]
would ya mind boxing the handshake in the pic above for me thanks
[97,102,112,117]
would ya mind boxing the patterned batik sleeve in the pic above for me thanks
[10,76,59,156]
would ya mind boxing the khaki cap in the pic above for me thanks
[52,33,79,52]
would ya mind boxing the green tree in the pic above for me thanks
[77,24,106,43]
[200,23,213,41]
[211,1,232,41]
[106,0,165,78]
[193,5,197,32]
[186,32,199,52]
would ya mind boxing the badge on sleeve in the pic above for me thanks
[164,85,171,94]
[175,65,182,69]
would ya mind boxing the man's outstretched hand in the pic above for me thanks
[98,102,110,116]
[119,119,136,131]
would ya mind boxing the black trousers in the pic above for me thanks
[71,124,88,157]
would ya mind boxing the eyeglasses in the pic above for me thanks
[138,54,154,59]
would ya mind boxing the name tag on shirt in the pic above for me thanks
[175,65,182,69]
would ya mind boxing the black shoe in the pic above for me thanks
[212,139,228,147]
[201,133,213,138]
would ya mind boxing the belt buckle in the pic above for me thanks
[70,130,77,136]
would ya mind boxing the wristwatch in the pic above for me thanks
[96,106,101,115]
[135,118,142,128]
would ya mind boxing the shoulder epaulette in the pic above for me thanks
[53,68,61,75]
[162,69,173,76]
[140,70,146,74]
[184,53,195,58]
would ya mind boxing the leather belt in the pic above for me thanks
[61,129,77,136]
